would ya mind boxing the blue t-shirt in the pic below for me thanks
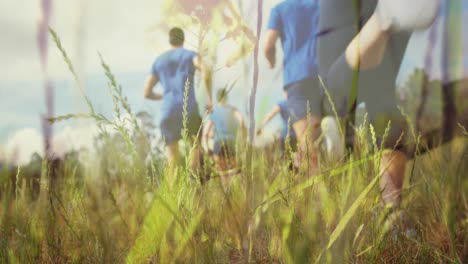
[151,48,199,117]
[278,100,296,139]
[268,0,320,87]
[210,105,240,142]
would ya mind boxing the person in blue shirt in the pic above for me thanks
[264,0,321,175]
[257,94,298,154]
[204,88,245,189]
[143,27,213,184]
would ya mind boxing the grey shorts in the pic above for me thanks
[368,113,407,151]
[285,78,322,124]
[213,139,236,158]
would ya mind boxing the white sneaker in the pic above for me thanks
[320,116,344,162]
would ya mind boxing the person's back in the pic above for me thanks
[265,0,322,175]
[269,0,320,87]
[204,91,244,190]
[151,47,202,147]
[152,48,198,115]
[144,27,213,184]
[210,104,240,143]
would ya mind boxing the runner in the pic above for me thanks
[264,0,321,175]
[143,27,212,185]
[204,88,245,190]
[256,93,298,154]
[317,0,440,234]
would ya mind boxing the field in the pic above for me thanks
[0,32,467,264]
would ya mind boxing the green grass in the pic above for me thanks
[0,30,467,264]
[1,137,466,263]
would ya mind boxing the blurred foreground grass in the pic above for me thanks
[1,133,467,263]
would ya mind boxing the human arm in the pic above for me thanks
[203,120,214,146]
[143,74,163,100]
[193,55,213,111]
[345,0,440,70]
[256,105,280,135]
[234,110,246,139]
[264,30,279,69]
[264,6,282,69]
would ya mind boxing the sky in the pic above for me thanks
[0,0,165,81]
[0,0,466,164]
[0,0,284,164]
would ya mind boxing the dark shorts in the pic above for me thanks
[160,111,202,145]
[285,78,322,123]
[369,114,407,151]
[213,140,236,158]
[403,79,468,156]
[279,136,298,152]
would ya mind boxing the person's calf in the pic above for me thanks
[379,150,407,208]
[293,116,321,176]
[188,146,204,179]
[165,143,180,187]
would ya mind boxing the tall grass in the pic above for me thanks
[0,30,467,264]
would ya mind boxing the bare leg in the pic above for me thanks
[166,142,179,186]
[213,155,239,191]
[379,150,407,208]
[378,150,418,239]
[189,137,203,177]
[293,115,321,176]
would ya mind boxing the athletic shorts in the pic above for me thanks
[279,136,298,152]
[285,78,322,124]
[159,111,202,145]
[369,113,407,151]
[213,139,236,158]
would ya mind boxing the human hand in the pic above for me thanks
[267,57,276,69]
[205,101,213,113]
[256,127,263,136]
[154,93,163,100]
